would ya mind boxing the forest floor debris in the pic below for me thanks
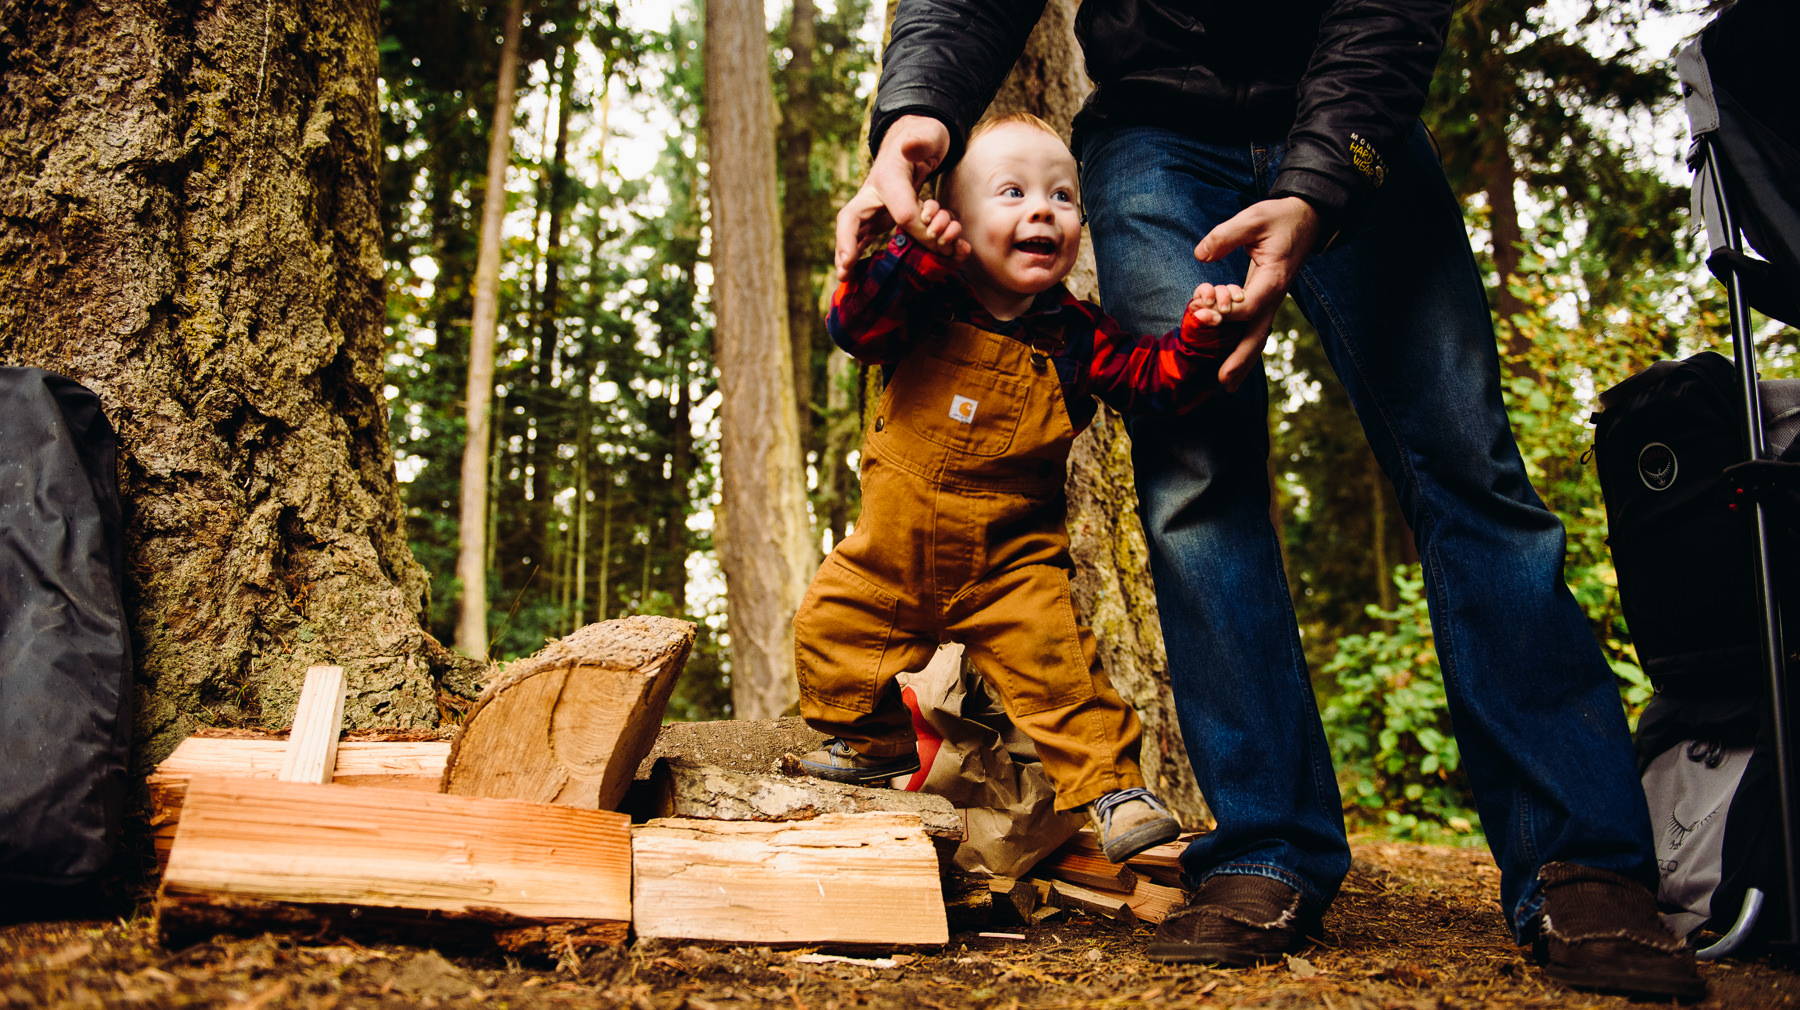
[5,840,1798,1008]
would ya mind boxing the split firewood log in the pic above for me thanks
[442,615,695,810]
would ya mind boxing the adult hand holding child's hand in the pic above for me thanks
[834,115,953,280]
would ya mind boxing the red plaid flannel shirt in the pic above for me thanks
[826,233,1229,428]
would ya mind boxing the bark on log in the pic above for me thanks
[156,778,630,950]
[649,756,963,840]
[631,813,948,946]
[634,716,828,779]
[443,616,694,810]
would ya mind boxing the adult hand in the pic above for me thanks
[834,115,953,280]
[1195,196,1320,391]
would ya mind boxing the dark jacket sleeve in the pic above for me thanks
[869,0,1047,168]
[1271,0,1455,246]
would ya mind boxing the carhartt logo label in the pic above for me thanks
[1639,442,1677,491]
[949,395,978,424]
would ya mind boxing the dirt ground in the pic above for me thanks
[6,840,1800,1009]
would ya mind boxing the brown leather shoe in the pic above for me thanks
[1145,873,1302,966]
[1531,862,1706,1002]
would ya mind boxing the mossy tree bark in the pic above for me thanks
[986,0,1209,826]
[0,0,477,770]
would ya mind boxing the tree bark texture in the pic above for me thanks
[455,0,525,660]
[705,0,816,720]
[0,0,474,769]
[986,0,1208,826]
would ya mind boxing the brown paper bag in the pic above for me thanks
[892,643,1086,877]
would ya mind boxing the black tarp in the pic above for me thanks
[0,368,132,896]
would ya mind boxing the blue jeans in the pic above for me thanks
[1079,124,1656,937]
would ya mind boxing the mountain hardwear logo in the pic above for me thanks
[1639,442,1677,491]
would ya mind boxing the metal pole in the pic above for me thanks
[1704,137,1800,946]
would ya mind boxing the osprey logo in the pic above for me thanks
[1638,442,1678,491]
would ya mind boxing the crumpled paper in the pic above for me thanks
[891,643,1086,877]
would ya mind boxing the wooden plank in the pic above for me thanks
[649,757,964,840]
[278,666,346,784]
[1123,879,1186,925]
[988,876,1037,927]
[157,778,630,951]
[444,616,694,810]
[1043,879,1138,929]
[148,738,451,870]
[1039,849,1137,894]
[632,813,948,946]
[1059,827,1193,871]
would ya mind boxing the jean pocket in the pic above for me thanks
[794,558,900,715]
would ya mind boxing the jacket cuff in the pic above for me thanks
[870,99,966,176]
[888,232,959,282]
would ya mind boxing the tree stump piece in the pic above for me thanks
[649,756,964,840]
[443,616,695,810]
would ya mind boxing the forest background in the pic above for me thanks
[4,0,1794,849]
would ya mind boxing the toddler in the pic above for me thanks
[794,112,1240,862]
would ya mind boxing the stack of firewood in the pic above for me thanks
[150,619,1201,953]
[149,616,949,954]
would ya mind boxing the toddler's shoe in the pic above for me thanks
[1088,786,1180,863]
[795,737,920,786]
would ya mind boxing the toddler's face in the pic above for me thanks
[942,122,1082,315]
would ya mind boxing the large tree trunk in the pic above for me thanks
[454,0,525,660]
[988,0,1208,826]
[0,0,476,769]
[705,0,816,719]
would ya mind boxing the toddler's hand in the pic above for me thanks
[914,199,971,263]
[1182,281,1246,329]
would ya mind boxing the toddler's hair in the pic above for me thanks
[938,112,1073,207]
[967,110,1063,146]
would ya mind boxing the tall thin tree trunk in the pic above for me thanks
[706,0,816,719]
[454,0,524,660]
[781,0,823,469]
[666,347,692,613]
[989,0,1207,826]
[0,0,479,767]
[1370,451,1394,612]
[598,474,613,620]
[573,398,590,632]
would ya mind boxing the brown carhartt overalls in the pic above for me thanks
[795,319,1146,811]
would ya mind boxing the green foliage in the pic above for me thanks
[1321,569,1481,845]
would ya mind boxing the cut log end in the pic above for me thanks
[442,616,696,810]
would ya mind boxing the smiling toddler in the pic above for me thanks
[792,113,1239,862]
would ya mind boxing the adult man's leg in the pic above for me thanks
[1086,122,1699,997]
[1081,128,1353,954]
[1279,125,1698,998]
